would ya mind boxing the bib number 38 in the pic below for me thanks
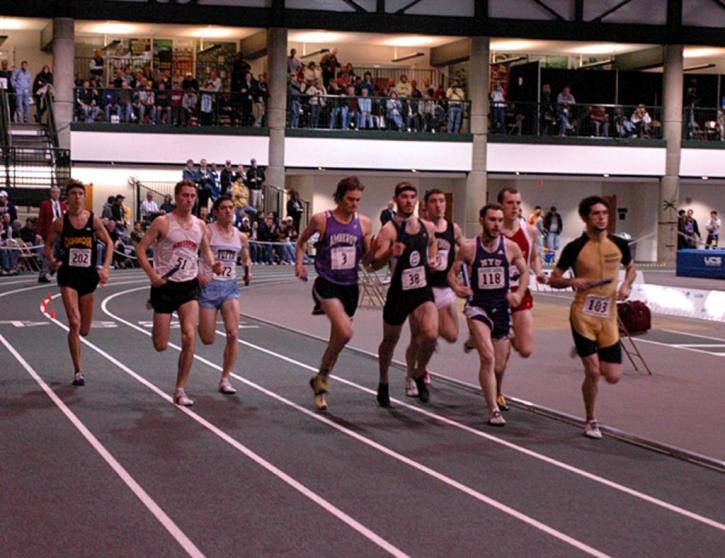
[401,266,426,290]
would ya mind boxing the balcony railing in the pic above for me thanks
[1,146,71,189]
[683,106,725,141]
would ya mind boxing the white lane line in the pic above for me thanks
[674,344,725,348]
[102,288,612,558]
[38,296,408,558]
[660,328,725,343]
[0,333,205,558]
[225,314,725,532]
[631,337,725,358]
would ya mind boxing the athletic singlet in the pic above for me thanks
[503,218,532,289]
[60,211,97,272]
[153,213,203,282]
[200,222,243,281]
[390,218,430,292]
[314,211,363,286]
[470,236,510,309]
[430,220,455,288]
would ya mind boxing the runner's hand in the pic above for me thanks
[391,241,406,257]
[296,264,308,281]
[454,285,473,299]
[49,258,62,271]
[617,282,631,301]
[570,278,595,292]
[151,273,167,288]
[506,291,523,308]
[211,262,224,276]
[98,266,109,287]
[536,273,548,285]
[198,274,211,287]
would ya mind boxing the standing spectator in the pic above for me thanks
[199,82,215,126]
[32,64,53,123]
[288,73,304,128]
[677,209,687,250]
[101,195,115,220]
[181,88,198,126]
[543,206,563,253]
[89,49,104,82]
[303,61,322,84]
[287,48,302,76]
[685,209,701,248]
[12,60,32,123]
[630,104,652,137]
[357,87,373,129]
[140,191,159,224]
[36,185,66,283]
[0,190,18,222]
[170,85,184,126]
[379,200,395,226]
[685,80,699,139]
[220,160,235,196]
[490,80,506,134]
[182,159,199,184]
[306,78,326,128]
[446,78,465,134]
[286,189,304,233]
[233,163,246,184]
[327,79,343,129]
[359,72,375,97]
[587,105,610,137]
[111,194,127,231]
[540,83,555,135]
[239,71,257,126]
[342,85,359,130]
[209,69,222,92]
[209,163,222,200]
[0,59,15,110]
[117,80,134,123]
[705,210,721,249]
[320,48,340,87]
[246,158,266,209]
[556,85,576,136]
[0,214,19,275]
[254,73,268,127]
[230,52,251,93]
[197,159,214,215]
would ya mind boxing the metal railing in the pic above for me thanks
[683,107,725,141]
[353,66,441,91]
[489,101,664,139]
[287,93,471,133]
[0,88,11,147]
[0,146,71,189]
[46,91,60,148]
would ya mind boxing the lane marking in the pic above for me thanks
[0,333,205,558]
[102,288,614,557]
[673,344,725,348]
[659,328,725,343]
[39,296,408,558]
[631,337,725,359]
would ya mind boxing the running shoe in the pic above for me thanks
[584,420,602,439]
[376,383,390,408]
[414,376,430,404]
[463,338,475,354]
[219,378,237,395]
[488,409,506,426]
[309,375,328,411]
[496,394,509,412]
[423,370,432,385]
[311,303,324,316]
[72,372,85,386]
[173,390,194,407]
[404,377,419,397]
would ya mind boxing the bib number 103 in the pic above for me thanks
[583,295,611,318]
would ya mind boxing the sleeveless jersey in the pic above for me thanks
[503,218,532,290]
[153,213,203,282]
[200,222,243,281]
[390,218,430,292]
[60,211,97,272]
[430,220,455,288]
[470,236,510,309]
[314,211,363,286]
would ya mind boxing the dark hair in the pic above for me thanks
[333,176,364,203]
[424,188,445,203]
[480,203,504,219]
[578,196,608,219]
[394,181,417,197]
[535,205,542,210]
[497,187,519,203]
[550,206,557,212]
[174,180,198,196]
[65,179,85,195]
[212,195,234,211]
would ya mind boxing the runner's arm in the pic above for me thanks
[448,240,473,298]
[424,220,439,269]
[528,224,545,281]
[44,219,63,270]
[136,216,164,284]
[359,214,374,265]
[295,212,324,279]
[506,240,528,308]
[240,233,252,268]
[369,222,395,271]
[93,216,114,285]
[199,222,221,273]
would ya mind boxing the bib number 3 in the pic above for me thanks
[331,246,356,270]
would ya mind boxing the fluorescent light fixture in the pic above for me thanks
[301,48,329,59]
[570,43,624,55]
[684,47,724,58]
[491,40,536,52]
[0,17,33,31]
[603,174,610,177]
[702,176,709,180]
[293,31,345,44]
[90,22,137,35]
[684,63,716,72]
[189,26,237,39]
[383,36,435,47]
[392,52,424,63]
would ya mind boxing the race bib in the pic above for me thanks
[401,266,426,290]
[213,262,236,281]
[477,266,505,289]
[331,246,356,270]
[435,249,449,270]
[583,295,611,318]
[69,248,91,268]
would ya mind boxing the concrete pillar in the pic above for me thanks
[266,28,287,204]
[464,37,490,237]
[658,44,683,263]
[52,18,74,150]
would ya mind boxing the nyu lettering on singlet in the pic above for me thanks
[390,218,430,292]
[503,218,532,289]
[430,220,455,288]
[153,214,203,282]
[61,212,97,271]
[200,222,243,281]
[471,236,510,310]
[314,211,363,286]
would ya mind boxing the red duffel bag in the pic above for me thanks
[618,300,651,335]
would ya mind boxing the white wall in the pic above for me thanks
[681,149,725,179]
[0,29,53,75]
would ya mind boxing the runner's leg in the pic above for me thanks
[60,287,82,374]
[78,292,94,337]
[198,306,218,345]
[219,298,240,381]
[318,297,353,378]
[152,313,171,352]
[493,337,511,398]
[511,308,534,358]
[378,322,403,386]
[410,301,438,379]
[175,300,199,392]
[468,318,498,414]
[581,353,601,421]
[438,302,459,343]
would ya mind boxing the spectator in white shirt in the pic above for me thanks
[705,211,721,249]
[140,191,159,224]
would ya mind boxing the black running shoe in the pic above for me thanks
[73,372,85,386]
[311,303,324,315]
[414,376,429,403]
[377,383,390,407]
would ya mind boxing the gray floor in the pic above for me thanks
[1,268,724,557]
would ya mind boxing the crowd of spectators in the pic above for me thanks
[677,208,721,250]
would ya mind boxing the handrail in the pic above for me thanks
[46,91,60,148]
[0,88,12,147]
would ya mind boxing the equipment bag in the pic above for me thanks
[618,300,651,335]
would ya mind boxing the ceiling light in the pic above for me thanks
[570,43,623,55]
[383,36,435,47]
[392,52,424,63]
[491,40,536,52]
[292,31,345,44]
[684,47,723,58]
[0,18,32,31]
[189,26,236,39]
[90,22,137,35]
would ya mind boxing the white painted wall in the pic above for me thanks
[681,149,725,179]
[0,29,53,76]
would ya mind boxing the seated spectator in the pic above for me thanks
[130,220,145,248]
[160,193,175,214]
[342,85,359,129]
[357,88,373,129]
[138,81,156,124]
[540,83,556,135]
[386,90,403,130]
[327,79,344,129]
[614,106,636,137]
[101,87,121,123]
[359,72,375,97]
[556,85,576,136]
[170,85,184,126]
[631,104,652,137]
[140,191,159,224]
[231,179,257,218]
[0,219,19,276]
[181,71,199,92]
[77,80,100,122]
[181,89,198,126]
[587,105,610,137]
[303,61,322,84]
[154,81,172,125]
[447,78,465,133]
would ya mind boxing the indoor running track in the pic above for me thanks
[1,269,724,557]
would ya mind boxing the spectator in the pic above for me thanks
[239,71,257,126]
[705,211,721,249]
[89,49,104,82]
[199,82,215,126]
[685,80,699,139]
[231,177,257,219]
[254,73,268,127]
[288,73,304,128]
[379,201,395,226]
[320,48,340,86]
[36,186,63,283]
[181,88,198,126]
[543,206,563,253]
[233,163,246,184]
[0,190,18,222]
[230,52,251,93]
[246,158,266,209]
[101,195,115,220]
[77,80,100,122]
[286,189,304,233]
[306,78,326,128]
[140,191,159,224]
[718,96,725,141]
[117,80,134,123]
[540,83,555,135]
[154,81,172,125]
[357,87,373,129]
[138,81,156,124]
[359,72,375,98]
[181,71,199,92]
[630,104,652,137]
[182,159,199,184]
[220,160,235,196]
[160,193,175,214]
[0,214,19,276]
[11,60,32,123]
[614,106,636,137]
[209,69,222,92]
[327,79,344,129]
[303,61,322,84]
[556,85,576,136]
[170,85,184,126]
[101,87,121,123]
[587,105,610,137]
[0,59,15,110]
[342,85,359,130]
[209,163,222,200]
[685,209,701,248]
[490,80,506,134]
[385,90,403,130]
[446,78,465,134]
[130,220,145,249]
[32,64,53,123]
[111,194,127,230]
[288,48,302,76]
[197,159,214,215]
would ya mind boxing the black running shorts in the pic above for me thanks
[150,278,200,314]
[464,304,511,340]
[312,276,359,318]
[572,327,622,363]
[57,268,100,298]
[383,286,434,326]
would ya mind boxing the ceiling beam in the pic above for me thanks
[531,0,565,21]
[396,0,423,15]
[590,0,634,23]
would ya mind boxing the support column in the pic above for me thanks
[658,44,683,263]
[464,37,489,237]
[52,18,74,150]
[266,28,287,204]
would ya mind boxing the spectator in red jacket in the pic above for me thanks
[37,185,66,282]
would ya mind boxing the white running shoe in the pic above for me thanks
[72,372,85,386]
[584,420,602,439]
[488,409,506,426]
[173,390,194,407]
[405,377,419,397]
[219,378,237,395]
